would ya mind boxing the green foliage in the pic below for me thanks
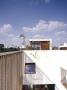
[26,45,32,50]
[0,46,20,53]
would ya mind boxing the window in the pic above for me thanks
[33,84,55,90]
[25,63,36,74]
[31,41,41,50]
[32,45,40,50]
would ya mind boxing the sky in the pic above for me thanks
[0,0,67,47]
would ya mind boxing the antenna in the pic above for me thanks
[19,34,26,48]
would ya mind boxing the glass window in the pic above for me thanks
[25,63,36,74]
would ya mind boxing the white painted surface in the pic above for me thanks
[23,50,67,90]
[29,38,52,42]
[29,38,52,50]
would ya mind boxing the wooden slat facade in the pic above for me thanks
[0,51,23,90]
[41,41,50,50]
[30,41,50,50]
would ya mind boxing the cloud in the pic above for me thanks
[0,21,67,47]
[55,31,67,36]
[22,20,67,46]
[0,24,26,48]
[5,33,25,48]
[0,24,22,48]
[0,24,12,33]
[33,34,44,38]
[22,27,33,32]
[48,21,67,30]
[45,0,50,3]
[22,20,67,32]
[29,0,50,6]
[1,33,23,48]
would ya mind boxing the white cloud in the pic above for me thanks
[33,34,44,38]
[6,34,23,48]
[29,0,50,6]
[22,20,67,32]
[0,21,67,47]
[48,21,67,30]
[45,0,50,3]
[55,31,67,36]
[22,20,67,46]
[0,24,26,48]
[0,24,22,47]
[22,27,33,32]
[0,24,12,33]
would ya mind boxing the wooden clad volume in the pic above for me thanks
[41,41,50,50]
[0,51,23,90]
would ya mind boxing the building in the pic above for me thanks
[29,39,52,50]
[58,43,67,50]
[23,50,67,90]
[0,50,67,90]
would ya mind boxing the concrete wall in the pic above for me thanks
[24,50,67,90]
[0,51,23,90]
[23,53,53,85]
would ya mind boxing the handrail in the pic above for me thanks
[0,50,23,56]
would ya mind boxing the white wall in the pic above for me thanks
[23,50,67,90]
[23,53,53,85]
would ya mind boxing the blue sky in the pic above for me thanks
[0,0,67,47]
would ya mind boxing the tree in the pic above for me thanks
[26,45,32,50]
[0,44,4,48]
[0,44,4,52]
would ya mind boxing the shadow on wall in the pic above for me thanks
[22,84,55,90]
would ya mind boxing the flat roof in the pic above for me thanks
[59,43,67,48]
[24,50,67,70]
[59,46,67,48]
[29,38,52,42]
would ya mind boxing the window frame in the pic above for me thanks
[25,63,36,74]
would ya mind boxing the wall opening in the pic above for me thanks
[22,84,55,90]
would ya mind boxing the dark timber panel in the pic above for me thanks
[41,41,50,50]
